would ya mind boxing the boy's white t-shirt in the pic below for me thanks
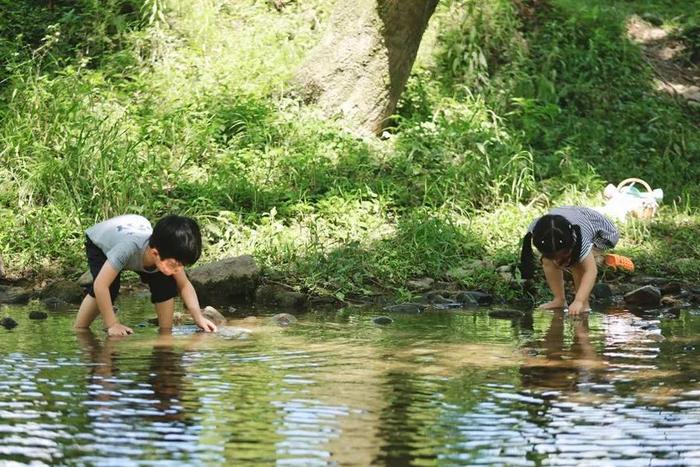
[86,214,153,273]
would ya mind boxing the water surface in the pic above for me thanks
[1,296,700,465]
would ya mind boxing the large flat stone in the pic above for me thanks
[189,255,260,306]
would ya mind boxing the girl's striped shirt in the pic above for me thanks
[527,206,619,262]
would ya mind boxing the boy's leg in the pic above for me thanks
[74,294,100,329]
[75,237,121,329]
[541,258,567,309]
[155,299,175,331]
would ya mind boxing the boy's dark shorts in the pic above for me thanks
[84,236,178,304]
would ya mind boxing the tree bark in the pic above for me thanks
[292,0,439,136]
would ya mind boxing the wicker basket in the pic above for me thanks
[616,178,657,219]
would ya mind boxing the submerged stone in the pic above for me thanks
[383,303,425,314]
[454,292,480,306]
[269,313,297,327]
[216,326,252,339]
[372,316,393,325]
[488,309,525,320]
[42,297,71,311]
[1,317,18,329]
[459,291,493,305]
[663,306,682,319]
[29,311,48,320]
[423,292,455,305]
[430,302,463,310]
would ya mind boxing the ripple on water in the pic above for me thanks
[1,302,700,465]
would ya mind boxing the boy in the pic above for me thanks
[74,214,218,336]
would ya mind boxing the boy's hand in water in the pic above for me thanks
[195,317,218,333]
[107,323,133,336]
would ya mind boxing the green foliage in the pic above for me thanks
[1,0,699,300]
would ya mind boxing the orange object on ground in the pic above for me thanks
[604,254,635,272]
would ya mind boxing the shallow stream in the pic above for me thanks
[1,295,700,465]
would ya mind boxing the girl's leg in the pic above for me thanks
[155,298,175,332]
[541,258,567,309]
[74,294,100,329]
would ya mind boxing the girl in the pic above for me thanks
[520,206,621,315]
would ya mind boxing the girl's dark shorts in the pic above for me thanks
[84,236,178,304]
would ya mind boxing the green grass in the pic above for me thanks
[1,0,699,302]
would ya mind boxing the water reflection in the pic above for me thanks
[520,311,606,391]
[75,330,205,423]
[1,298,700,465]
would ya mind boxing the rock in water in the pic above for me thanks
[29,311,48,320]
[39,280,84,304]
[372,316,393,325]
[383,303,425,314]
[591,283,612,300]
[202,306,226,326]
[488,309,525,320]
[42,297,71,311]
[0,286,31,305]
[624,285,661,307]
[216,326,252,339]
[269,313,298,327]
[1,317,18,329]
[454,292,479,306]
[458,291,493,305]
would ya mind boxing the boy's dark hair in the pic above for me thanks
[520,214,582,279]
[149,215,202,266]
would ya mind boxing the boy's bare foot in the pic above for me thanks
[538,300,567,310]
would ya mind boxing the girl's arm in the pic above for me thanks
[569,253,597,314]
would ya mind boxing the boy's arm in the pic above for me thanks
[173,270,218,332]
[94,262,133,336]
[570,253,597,315]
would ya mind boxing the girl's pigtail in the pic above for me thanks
[568,224,583,267]
[520,232,535,280]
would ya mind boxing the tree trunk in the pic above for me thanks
[292,0,439,136]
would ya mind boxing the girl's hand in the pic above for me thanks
[195,317,218,333]
[567,300,588,315]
